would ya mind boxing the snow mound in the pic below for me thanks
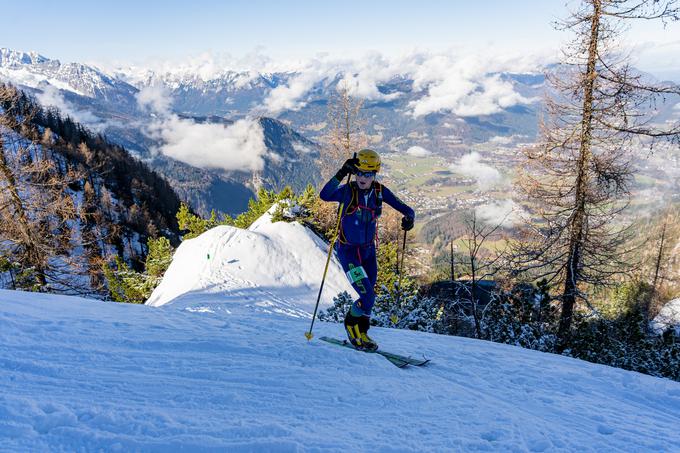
[652,298,680,335]
[146,209,355,316]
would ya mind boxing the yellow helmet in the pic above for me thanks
[356,149,381,172]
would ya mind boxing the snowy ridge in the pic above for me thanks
[0,49,49,66]
[146,208,355,315]
[0,47,136,99]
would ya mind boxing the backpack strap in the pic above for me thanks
[344,182,360,215]
[338,183,358,244]
[374,181,383,218]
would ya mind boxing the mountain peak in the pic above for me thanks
[0,48,51,67]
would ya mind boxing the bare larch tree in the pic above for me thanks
[319,81,369,179]
[513,0,680,342]
[0,86,83,291]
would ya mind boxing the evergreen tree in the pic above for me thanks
[103,236,174,303]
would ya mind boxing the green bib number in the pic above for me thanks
[346,264,368,284]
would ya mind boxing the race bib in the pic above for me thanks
[346,264,368,284]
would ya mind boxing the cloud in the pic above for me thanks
[292,142,313,154]
[263,70,324,114]
[487,134,527,145]
[410,73,535,118]
[406,145,432,157]
[488,135,514,145]
[260,53,403,115]
[147,116,267,171]
[337,72,400,101]
[118,48,547,119]
[260,49,543,116]
[450,152,501,190]
[334,52,405,101]
[136,84,172,113]
[36,84,105,130]
[476,199,523,228]
[137,86,268,172]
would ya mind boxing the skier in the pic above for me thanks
[320,149,415,351]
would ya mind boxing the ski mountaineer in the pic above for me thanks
[320,149,415,352]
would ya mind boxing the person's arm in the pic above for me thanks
[382,185,415,230]
[319,176,346,202]
[320,158,358,202]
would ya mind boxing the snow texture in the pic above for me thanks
[2,214,680,452]
[652,298,680,335]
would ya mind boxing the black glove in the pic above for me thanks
[334,158,359,181]
[401,216,414,231]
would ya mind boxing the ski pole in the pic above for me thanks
[393,229,408,321]
[305,159,354,341]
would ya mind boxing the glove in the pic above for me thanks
[401,216,414,231]
[334,158,359,181]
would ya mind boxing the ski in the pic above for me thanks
[319,336,430,368]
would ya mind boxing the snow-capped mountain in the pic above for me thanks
[1,48,545,143]
[0,48,137,102]
[116,67,291,115]
[3,47,679,220]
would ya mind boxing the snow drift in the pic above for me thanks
[146,209,356,315]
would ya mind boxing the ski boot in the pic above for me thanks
[358,315,378,352]
[344,310,365,349]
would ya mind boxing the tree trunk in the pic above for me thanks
[653,221,666,291]
[558,0,601,341]
[450,241,455,281]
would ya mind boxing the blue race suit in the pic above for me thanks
[320,176,415,317]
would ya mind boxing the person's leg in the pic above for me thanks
[336,245,376,348]
[356,245,378,349]
[335,245,376,315]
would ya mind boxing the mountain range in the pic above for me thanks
[0,48,549,213]
[2,47,679,218]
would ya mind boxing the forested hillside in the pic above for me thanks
[0,83,181,296]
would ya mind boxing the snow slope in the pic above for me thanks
[3,289,680,452]
[2,215,680,452]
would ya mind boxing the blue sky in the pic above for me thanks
[2,0,679,76]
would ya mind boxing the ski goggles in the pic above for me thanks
[355,170,377,178]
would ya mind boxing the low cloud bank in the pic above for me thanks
[476,199,524,228]
[137,86,267,172]
[36,85,106,131]
[406,145,432,157]
[450,152,502,190]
